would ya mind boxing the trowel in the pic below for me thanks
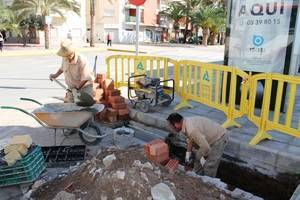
[52,78,95,107]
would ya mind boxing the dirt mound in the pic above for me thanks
[32,148,235,200]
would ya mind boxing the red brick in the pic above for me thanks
[150,142,169,156]
[96,108,107,121]
[107,115,117,123]
[144,139,164,158]
[111,103,127,110]
[108,96,125,104]
[103,79,115,90]
[165,159,179,173]
[118,114,129,121]
[149,152,169,164]
[107,108,118,123]
[117,108,129,115]
[107,89,121,96]
[107,108,118,116]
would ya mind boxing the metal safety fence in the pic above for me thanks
[248,73,300,145]
[106,55,300,145]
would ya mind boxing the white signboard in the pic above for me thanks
[228,0,293,73]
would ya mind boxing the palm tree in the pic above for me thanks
[192,5,216,46]
[12,0,80,49]
[209,8,225,45]
[160,3,184,42]
[179,0,201,43]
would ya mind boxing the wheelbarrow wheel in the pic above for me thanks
[161,94,172,107]
[137,100,150,113]
[79,123,101,145]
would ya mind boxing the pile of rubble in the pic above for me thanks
[93,74,129,123]
[31,148,262,200]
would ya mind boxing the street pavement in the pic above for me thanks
[0,44,225,145]
[0,44,224,106]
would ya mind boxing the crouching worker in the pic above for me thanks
[49,39,94,104]
[167,113,228,177]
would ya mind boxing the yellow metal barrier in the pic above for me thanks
[106,55,177,88]
[174,60,249,129]
[248,73,300,145]
[106,55,300,145]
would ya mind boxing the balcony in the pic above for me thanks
[125,16,144,25]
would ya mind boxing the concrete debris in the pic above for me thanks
[290,184,300,200]
[143,162,154,170]
[132,160,154,170]
[52,191,76,200]
[21,190,32,200]
[140,172,149,182]
[231,188,256,200]
[115,171,126,180]
[103,154,116,168]
[151,183,176,200]
[100,194,108,200]
[32,179,46,191]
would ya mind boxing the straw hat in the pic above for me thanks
[57,39,75,57]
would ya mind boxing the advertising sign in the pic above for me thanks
[228,0,293,73]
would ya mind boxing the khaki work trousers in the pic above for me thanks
[194,133,228,177]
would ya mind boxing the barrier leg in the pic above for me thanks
[222,119,241,129]
[249,130,272,146]
[174,98,193,110]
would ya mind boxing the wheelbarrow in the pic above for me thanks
[1,98,108,145]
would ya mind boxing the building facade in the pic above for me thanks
[86,0,170,43]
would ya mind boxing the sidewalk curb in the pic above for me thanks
[0,47,106,57]
[107,48,147,54]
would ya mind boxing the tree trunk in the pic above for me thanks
[220,32,225,45]
[183,14,189,43]
[90,0,96,47]
[211,32,218,45]
[202,27,209,46]
[44,24,49,49]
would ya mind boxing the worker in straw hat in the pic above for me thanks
[49,39,95,103]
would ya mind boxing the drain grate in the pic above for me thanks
[41,145,86,163]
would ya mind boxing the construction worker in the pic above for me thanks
[49,39,94,103]
[166,113,228,177]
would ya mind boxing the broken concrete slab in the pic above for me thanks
[151,183,176,200]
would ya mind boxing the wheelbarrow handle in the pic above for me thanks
[20,98,43,105]
[0,106,48,128]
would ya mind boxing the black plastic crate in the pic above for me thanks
[41,145,86,163]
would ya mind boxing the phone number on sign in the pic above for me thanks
[239,18,280,26]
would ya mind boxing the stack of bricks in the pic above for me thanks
[94,73,130,123]
[144,139,179,173]
[144,139,169,165]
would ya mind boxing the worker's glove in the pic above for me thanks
[185,151,191,163]
[200,157,206,167]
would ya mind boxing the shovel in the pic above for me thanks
[52,78,95,107]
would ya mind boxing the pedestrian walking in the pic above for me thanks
[0,32,4,52]
[106,33,112,46]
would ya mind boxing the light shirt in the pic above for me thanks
[60,53,94,89]
[181,116,226,156]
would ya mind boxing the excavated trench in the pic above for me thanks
[131,125,300,200]
[167,140,300,200]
